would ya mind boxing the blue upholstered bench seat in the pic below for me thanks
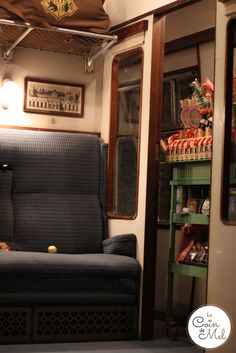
[0,130,140,344]
[0,251,140,305]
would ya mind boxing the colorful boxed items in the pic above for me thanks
[176,225,208,266]
[164,77,214,162]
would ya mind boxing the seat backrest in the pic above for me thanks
[0,129,107,253]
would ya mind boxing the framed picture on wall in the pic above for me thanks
[24,78,85,117]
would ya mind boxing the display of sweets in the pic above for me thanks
[206,116,213,136]
[198,118,207,137]
[191,78,214,138]
[161,76,214,162]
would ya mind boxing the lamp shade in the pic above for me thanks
[1,79,17,109]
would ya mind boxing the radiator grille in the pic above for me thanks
[33,306,138,342]
[0,306,138,343]
[0,308,31,343]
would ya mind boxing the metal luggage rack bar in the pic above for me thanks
[0,19,117,72]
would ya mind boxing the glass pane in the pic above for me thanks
[230,77,236,221]
[162,67,198,132]
[158,67,199,225]
[108,49,143,218]
[223,19,236,221]
[162,81,174,131]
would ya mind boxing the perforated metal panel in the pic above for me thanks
[0,306,138,343]
[33,306,138,342]
[0,307,32,343]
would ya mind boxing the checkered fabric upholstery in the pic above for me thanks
[0,129,106,253]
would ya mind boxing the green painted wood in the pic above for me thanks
[171,212,209,225]
[166,160,209,322]
[171,262,207,278]
[170,179,210,186]
[172,161,211,184]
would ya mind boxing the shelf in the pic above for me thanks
[167,159,211,164]
[0,19,117,67]
[170,179,210,186]
[172,160,211,184]
[171,212,209,225]
[166,160,209,322]
[171,262,207,278]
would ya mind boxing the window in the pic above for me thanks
[162,66,199,132]
[158,66,199,225]
[107,48,143,218]
[222,18,236,222]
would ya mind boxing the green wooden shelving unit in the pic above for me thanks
[166,160,210,330]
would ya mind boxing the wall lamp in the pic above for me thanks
[1,78,17,110]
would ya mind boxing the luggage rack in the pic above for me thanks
[0,19,118,72]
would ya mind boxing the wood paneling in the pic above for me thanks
[141,15,166,340]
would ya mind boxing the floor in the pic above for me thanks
[0,339,201,353]
[0,320,202,353]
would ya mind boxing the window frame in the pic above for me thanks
[221,18,236,224]
[107,47,144,219]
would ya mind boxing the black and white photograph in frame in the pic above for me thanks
[24,78,85,117]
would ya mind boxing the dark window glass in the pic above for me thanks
[222,19,236,222]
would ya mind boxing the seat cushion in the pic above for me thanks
[13,193,103,253]
[0,252,140,305]
[0,130,105,253]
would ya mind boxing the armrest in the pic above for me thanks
[102,233,137,258]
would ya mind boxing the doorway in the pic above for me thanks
[141,0,216,346]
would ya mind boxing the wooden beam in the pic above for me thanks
[111,20,148,42]
[141,15,166,340]
[165,27,215,54]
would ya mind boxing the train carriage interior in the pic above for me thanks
[0,1,235,353]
